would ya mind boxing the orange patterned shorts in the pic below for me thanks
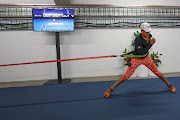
[122,55,162,80]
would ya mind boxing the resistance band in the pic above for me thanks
[0,52,148,67]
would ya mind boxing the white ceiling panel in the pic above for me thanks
[0,0,55,5]
[71,0,180,6]
[0,0,180,6]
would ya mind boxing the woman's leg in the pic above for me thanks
[111,58,141,89]
[143,55,170,85]
[104,58,141,98]
[143,56,176,92]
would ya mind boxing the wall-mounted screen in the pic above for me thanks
[33,9,74,31]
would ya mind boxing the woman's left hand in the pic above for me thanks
[150,37,156,45]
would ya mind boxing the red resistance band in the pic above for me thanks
[0,55,116,67]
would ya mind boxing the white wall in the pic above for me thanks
[0,31,57,82]
[60,29,128,78]
[150,28,180,73]
[60,28,180,79]
[1,28,180,82]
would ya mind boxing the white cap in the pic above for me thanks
[140,22,152,32]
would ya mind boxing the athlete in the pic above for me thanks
[104,22,176,98]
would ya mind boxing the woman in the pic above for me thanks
[104,22,176,98]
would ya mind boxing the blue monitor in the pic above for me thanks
[33,9,74,31]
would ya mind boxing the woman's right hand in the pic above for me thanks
[150,37,156,45]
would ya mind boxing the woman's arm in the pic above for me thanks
[135,38,152,55]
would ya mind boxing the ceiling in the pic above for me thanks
[55,0,180,6]
[0,0,180,6]
[54,0,71,5]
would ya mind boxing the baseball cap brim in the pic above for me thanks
[144,28,152,32]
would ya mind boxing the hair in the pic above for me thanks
[139,23,143,28]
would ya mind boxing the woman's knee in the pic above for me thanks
[122,74,131,80]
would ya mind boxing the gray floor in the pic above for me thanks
[0,72,180,88]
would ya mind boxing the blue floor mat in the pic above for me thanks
[0,77,179,120]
